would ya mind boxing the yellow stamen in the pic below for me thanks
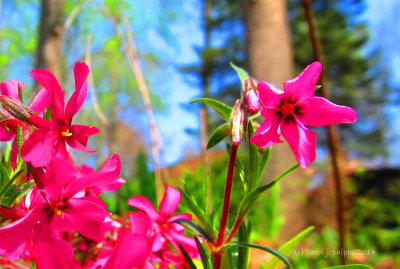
[55,209,62,216]
[61,129,72,137]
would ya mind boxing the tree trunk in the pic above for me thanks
[36,0,65,82]
[243,0,310,242]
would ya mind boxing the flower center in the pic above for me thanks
[280,103,294,115]
[60,128,72,137]
[51,203,63,216]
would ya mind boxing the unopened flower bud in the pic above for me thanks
[231,100,248,146]
[244,77,260,114]
[0,96,33,120]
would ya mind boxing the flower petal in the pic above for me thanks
[249,110,283,148]
[29,88,51,116]
[62,154,121,200]
[257,81,283,109]
[30,69,66,125]
[0,205,45,260]
[65,62,90,123]
[299,96,357,127]
[160,184,181,217]
[128,196,160,221]
[66,124,100,152]
[63,199,111,240]
[21,127,60,167]
[0,127,14,141]
[0,80,23,100]
[281,118,316,169]
[284,62,322,102]
[104,228,150,269]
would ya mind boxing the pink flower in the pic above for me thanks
[0,80,50,168]
[250,62,357,168]
[128,184,199,264]
[21,62,100,167]
[0,155,121,262]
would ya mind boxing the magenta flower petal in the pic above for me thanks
[257,81,283,109]
[0,205,44,260]
[128,211,151,236]
[62,154,121,200]
[0,128,14,141]
[284,62,322,102]
[63,199,111,240]
[31,218,74,269]
[169,213,193,231]
[0,80,23,100]
[65,62,90,123]
[128,196,160,221]
[10,140,18,170]
[104,228,150,269]
[299,96,357,127]
[30,69,66,125]
[281,118,316,169]
[66,124,100,152]
[159,184,181,217]
[38,158,77,200]
[249,110,283,148]
[21,127,60,167]
[29,88,51,116]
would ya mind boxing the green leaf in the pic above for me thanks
[248,122,259,191]
[230,62,249,85]
[322,265,373,269]
[207,123,230,149]
[18,84,23,103]
[172,218,212,242]
[190,98,233,121]
[0,169,24,199]
[179,243,197,269]
[238,164,299,217]
[237,221,250,269]
[257,147,272,182]
[264,226,315,269]
[225,241,292,269]
[178,187,213,236]
[195,236,210,269]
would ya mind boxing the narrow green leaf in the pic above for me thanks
[18,83,23,103]
[190,98,233,121]
[230,62,249,85]
[264,226,315,269]
[225,241,292,269]
[322,265,373,269]
[207,123,230,149]
[195,236,209,269]
[179,244,197,269]
[0,169,24,199]
[238,164,299,218]
[179,187,213,236]
[237,221,250,269]
[248,122,259,191]
[173,218,212,242]
[1,184,21,207]
[257,147,272,182]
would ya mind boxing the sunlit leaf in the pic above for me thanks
[207,123,230,149]
[190,98,233,121]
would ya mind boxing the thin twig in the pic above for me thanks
[63,0,91,33]
[85,35,109,127]
[106,9,164,201]
[302,0,346,264]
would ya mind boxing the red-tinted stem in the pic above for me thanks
[225,214,243,244]
[213,144,239,269]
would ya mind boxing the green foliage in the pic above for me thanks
[264,226,315,269]
[190,98,233,121]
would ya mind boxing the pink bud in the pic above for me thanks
[231,100,247,146]
[244,78,260,114]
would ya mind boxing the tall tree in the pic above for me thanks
[36,0,66,82]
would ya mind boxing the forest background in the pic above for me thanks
[0,0,398,268]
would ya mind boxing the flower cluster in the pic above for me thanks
[0,62,198,268]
